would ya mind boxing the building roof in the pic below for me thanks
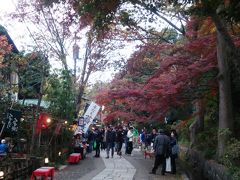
[0,25,19,53]
[18,99,50,108]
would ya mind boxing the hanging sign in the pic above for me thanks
[83,102,100,133]
[74,102,100,135]
[5,109,22,134]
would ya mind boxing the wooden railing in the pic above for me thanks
[0,155,43,180]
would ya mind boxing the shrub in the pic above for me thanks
[221,138,240,180]
[195,126,218,159]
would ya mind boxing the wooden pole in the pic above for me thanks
[0,122,6,138]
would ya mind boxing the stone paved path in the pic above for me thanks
[125,148,185,180]
[91,155,136,180]
[54,148,188,180]
[54,153,105,180]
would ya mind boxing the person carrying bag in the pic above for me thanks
[170,130,179,174]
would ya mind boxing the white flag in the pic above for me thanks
[82,102,100,133]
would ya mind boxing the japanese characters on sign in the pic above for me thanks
[5,109,22,134]
[74,102,100,135]
[83,102,100,133]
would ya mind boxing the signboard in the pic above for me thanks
[83,102,100,133]
[5,109,22,134]
[78,117,84,126]
[74,102,100,135]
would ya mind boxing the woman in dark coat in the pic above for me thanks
[116,126,124,156]
[106,126,116,158]
[170,130,179,174]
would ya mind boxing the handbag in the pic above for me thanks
[166,157,171,172]
[172,144,179,155]
[93,141,97,150]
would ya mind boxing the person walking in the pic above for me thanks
[150,129,170,175]
[123,126,128,154]
[126,127,134,155]
[94,127,102,157]
[150,128,157,145]
[140,129,146,151]
[116,126,124,156]
[87,129,94,153]
[146,128,157,150]
[170,130,179,174]
[100,128,106,150]
[106,126,116,158]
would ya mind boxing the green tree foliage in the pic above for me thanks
[18,52,50,100]
[221,138,240,180]
[85,80,109,100]
[45,70,76,120]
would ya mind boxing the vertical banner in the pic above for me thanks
[83,102,100,133]
[5,109,22,135]
[74,102,100,135]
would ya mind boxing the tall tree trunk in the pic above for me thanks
[75,69,92,116]
[189,99,205,147]
[75,85,85,115]
[30,66,46,154]
[61,54,69,72]
[212,15,234,157]
[30,106,36,154]
[188,18,204,148]
[75,34,92,116]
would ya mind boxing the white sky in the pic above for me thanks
[0,1,181,85]
[0,0,137,85]
[0,0,28,48]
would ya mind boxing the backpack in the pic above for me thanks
[172,144,179,155]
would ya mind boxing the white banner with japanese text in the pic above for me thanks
[82,102,100,133]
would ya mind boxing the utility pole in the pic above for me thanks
[73,33,79,83]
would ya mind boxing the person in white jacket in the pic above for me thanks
[126,127,133,155]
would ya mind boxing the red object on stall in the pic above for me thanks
[67,153,82,163]
[36,112,49,134]
[30,167,55,180]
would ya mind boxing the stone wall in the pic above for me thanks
[180,146,232,180]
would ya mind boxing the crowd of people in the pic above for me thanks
[72,125,137,159]
[72,125,179,175]
[1,122,179,176]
